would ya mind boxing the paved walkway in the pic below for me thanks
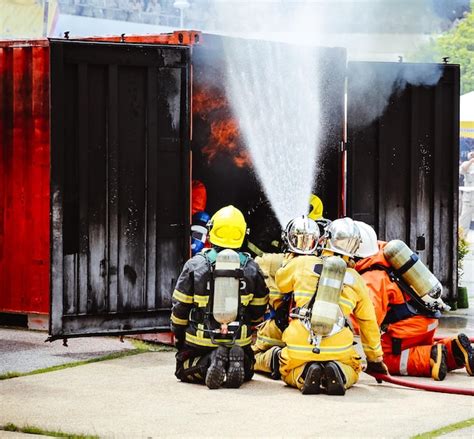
[0,329,134,375]
[0,350,473,438]
[0,231,473,438]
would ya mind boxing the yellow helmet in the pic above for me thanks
[208,205,247,249]
[308,194,323,220]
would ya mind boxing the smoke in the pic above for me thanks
[190,0,452,223]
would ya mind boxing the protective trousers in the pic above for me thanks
[175,345,255,384]
[279,348,359,391]
[381,329,461,376]
[252,319,285,374]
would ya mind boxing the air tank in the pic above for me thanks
[383,240,442,299]
[311,256,346,336]
[213,249,240,326]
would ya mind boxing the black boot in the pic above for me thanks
[205,346,228,389]
[226,345,245,388]
[270,347,282,380]
[323,361,346,395]
[301,362,324,395]
[452,333,474,376]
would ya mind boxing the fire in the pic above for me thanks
[193,85,251,168]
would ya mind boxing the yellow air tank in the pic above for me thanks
[311,256,346,337]
[213,249,240,332]
[383,240,442,299]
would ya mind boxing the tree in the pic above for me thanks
[412,3,474,94]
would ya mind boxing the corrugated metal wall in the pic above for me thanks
[0,41,50,314]
[347,62,460,299]
[49,40,191,339]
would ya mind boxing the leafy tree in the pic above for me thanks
[412,3,474,94]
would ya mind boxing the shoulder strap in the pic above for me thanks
[359,263,439,317]
[202,248,249,269]
[201,248,218,265]
[238,252,250,268]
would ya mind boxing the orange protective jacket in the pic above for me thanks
[354,242,438,341]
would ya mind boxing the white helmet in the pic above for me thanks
[323,217,361,258]
[282,215,320,255]
[354,221,379,258]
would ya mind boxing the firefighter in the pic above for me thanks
[190,211,210,256]
[252,252,288,379]
[252,194,327,378]
[354,221,474,380]
[276,217,386,395]
[192,179,207,216]
[171,205,268,389]
[308,194,323,221]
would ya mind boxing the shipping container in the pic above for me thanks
[0,33,459,340]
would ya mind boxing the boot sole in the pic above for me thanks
[430,344,447,381]
[324,362,346,395]
[226,346,245,388]
[455,334,474,376]
[301,363,323,395]
[205,348,227,389]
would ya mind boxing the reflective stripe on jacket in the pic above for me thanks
[276,254,383,362]
[171,249,268,349]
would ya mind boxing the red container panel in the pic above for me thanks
[0,41,50,314]
[0,34,199,316]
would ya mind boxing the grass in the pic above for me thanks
[1,422,99,438]
[0,339,174,381]
[412,418,474,438]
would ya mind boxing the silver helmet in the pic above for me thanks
[282,215,320,255]
[324,217,361,258]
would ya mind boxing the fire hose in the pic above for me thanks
[366,372,474,396]
[434,336,474,343]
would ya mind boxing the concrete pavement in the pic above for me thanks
[0,350,473,438]
[1,230,473,438]
[0,328,135,375]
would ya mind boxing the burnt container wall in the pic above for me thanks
[191,34,346,222]
[313,46,346,219]
[0,42,50,314]
[347,62,460,299]
[50,41,190,337]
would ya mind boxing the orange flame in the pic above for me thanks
[193,85,251,168]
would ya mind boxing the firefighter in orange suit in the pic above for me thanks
[354,221,474,381]
[171,205,268,389]
[276,217,387,395]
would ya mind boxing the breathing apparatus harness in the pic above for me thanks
[358,257,442,327]
[189,248,250,346]
[289,261,347,354]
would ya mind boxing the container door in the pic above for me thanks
[347,61,460,300]
[50,40,190,340]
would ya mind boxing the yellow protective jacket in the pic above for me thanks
[255,253,286,310]
[276,254,383,363]
[254,253,287,351]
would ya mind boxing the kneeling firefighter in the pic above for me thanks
[354,222,474,381]
[171,205,269,389]
[252,252,288,379]
[276,217,387,395]
[252,194,327,379]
